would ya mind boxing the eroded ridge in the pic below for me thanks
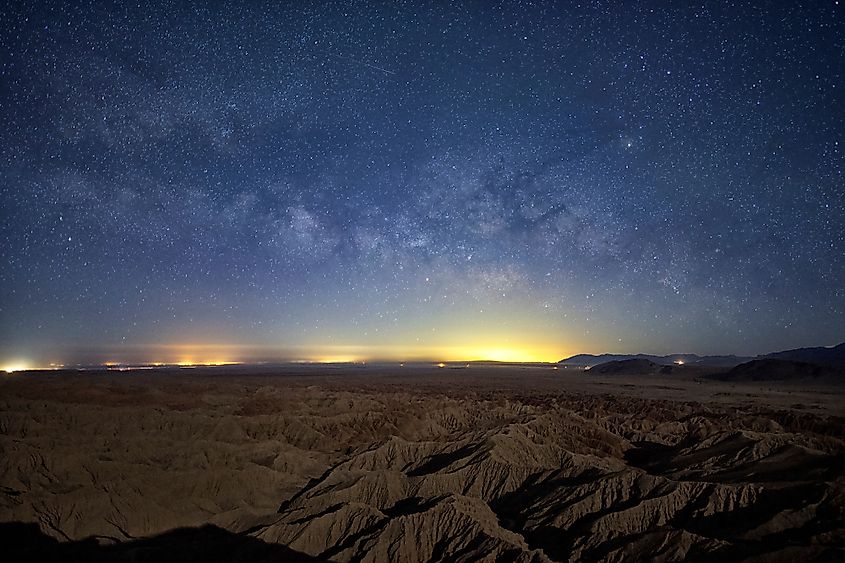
[1,372,843,561]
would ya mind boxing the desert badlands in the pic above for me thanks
[1,364,843,562]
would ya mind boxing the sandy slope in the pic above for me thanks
[1,367,843,561]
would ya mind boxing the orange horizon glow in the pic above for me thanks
[1,340,570,368]
[1,311,576,366]
[2,361,67,373]
[2,321,580,367]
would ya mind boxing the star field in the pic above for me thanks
[1,1,843,365]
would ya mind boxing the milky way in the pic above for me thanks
[1,2,843,365]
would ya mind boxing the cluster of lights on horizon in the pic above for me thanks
[2,359,571,375]
[2,335,571,369]
[2,345,565,372]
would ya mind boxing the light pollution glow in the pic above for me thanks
[2,311,582,367]
[132,343,561,366]
[3,339,569,369]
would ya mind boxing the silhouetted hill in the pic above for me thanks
[560,342,845,369]
[561,353,656,366]
[0,522,318,563]
[715,359,842,382]
[764,342,845,368]
[587,359,665,375]
[560,353,750,368]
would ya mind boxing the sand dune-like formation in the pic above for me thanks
[1,368,843,561]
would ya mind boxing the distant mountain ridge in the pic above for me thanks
[560,342,845,368]
[763,342,845,368]
[559,353,751,368]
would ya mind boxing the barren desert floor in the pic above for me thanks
[1,366,843,561]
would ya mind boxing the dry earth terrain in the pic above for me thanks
[1,365,843,561]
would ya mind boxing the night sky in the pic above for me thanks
[1,1,843,367]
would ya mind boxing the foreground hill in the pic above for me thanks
[713,358,843,382]
[587,358,667,375]
[587,359,716,377]
[1,368,843,561]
